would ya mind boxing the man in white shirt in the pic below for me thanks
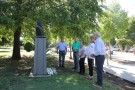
[91,32,105,88]
[86,35,95,79]
[57,37,67,68]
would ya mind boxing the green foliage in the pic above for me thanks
[133,45,135,48]
[0,37,8,45]
[0,0,102,40]
[24,42,34,52]
[126,17,135,43]
[110,38,116,46]
[99,2,128,42]
[0,0,102,58]
[117,39,133,50]
[32,0,102,43]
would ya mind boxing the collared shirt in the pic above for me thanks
[86,43,95,59]
[79,46,86,58]
[57,42,67,51]
[72,41,80,51]
[94,37,106,56]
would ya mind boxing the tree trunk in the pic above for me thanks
[109,41,112,60]
[11,27,21,60]
[69,38,72,59]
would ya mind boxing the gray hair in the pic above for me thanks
[94,32,101,37]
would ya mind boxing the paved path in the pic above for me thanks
[104,52,135,83]
[104,60,135,83]
[111,51,135,61]
[66,51,135,83]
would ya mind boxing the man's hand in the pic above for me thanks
[65,51,67,55]
[90,54,95,58]
[73,50,77,53]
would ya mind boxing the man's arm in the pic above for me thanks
[94,40,103,56]
[56,43,59,54]
[80,50,85,57]
[65,43,68,54]
[72,43,74,52]
[77,41,80,52]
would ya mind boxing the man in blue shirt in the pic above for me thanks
[72,37,80,69]
[57,37,67,68]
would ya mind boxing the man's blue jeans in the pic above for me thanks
[59,51,66,67]
[95,55,105,86]
[73,52,79,69]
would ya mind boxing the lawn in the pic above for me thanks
[0,48,122,90]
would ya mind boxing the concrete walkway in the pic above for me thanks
[103,56,135,84]
[66,51,135,83]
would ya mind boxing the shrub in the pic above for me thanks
[24,42,34,52]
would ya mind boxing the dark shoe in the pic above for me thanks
[78,72,81,74]
[93,82,102,89]
[72,67,76,69]
[87,75,93,80]
[78,72,85,75]
[62,66,65,68]
[80,73,85,75]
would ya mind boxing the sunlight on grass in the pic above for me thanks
[0,48,122,90]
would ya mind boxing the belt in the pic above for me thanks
[96,55,104,57]
[59,50,65,52]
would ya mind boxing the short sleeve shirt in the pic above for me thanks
[86,43,95,59]
[72,41,80,51]
[57,42,67,51]
[79,46,86,58]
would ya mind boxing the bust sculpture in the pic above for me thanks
[36,20,45,37]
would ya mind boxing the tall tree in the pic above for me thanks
[126,17,135,43]
[99,2,129,59]
[0,0,102,60]
[99,2,129,43]
[0,0,45,60]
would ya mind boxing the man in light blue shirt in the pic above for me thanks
[57,37,67,68]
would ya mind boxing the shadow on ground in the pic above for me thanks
[111,59,135,66]
[0,52,134,90]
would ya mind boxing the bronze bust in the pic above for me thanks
[36,20,45,37]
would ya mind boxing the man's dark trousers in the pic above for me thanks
[73,52,79,69]
[79,57,85,74]
[59,51,65,67]
[95,55,105,86]
[88,58,94,76]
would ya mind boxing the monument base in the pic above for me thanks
[29,71,51,78]
[29,67,57,77]
[33,37,47,76]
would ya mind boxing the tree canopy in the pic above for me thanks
[126,17,135,43]
[0,0,102,59]
[99,2,129,43]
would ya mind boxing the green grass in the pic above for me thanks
[0,49,122,90]
[0,73,121,90]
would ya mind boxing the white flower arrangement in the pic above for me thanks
[47,67,57,75]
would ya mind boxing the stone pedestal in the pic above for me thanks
[33,36,47,76]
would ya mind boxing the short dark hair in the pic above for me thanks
[81,41,84,44]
